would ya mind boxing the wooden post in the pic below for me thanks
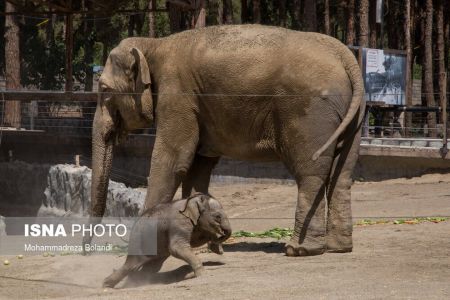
[65,13,73,92]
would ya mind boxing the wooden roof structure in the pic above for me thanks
[1,0,176,97]
[1,0,168,15]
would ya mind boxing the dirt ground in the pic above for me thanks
[1,174,450,299]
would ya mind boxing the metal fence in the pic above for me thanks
[0,90,449,141]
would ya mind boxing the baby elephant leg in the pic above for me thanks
[208,241,224,255]
[170,244,204,277]
[103,255,149,288]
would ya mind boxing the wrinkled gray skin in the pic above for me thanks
[87,24,365,257]
[103,194,231,288]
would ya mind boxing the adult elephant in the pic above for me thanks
[86,25,365,256]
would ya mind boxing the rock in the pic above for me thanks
[38,164,146,217]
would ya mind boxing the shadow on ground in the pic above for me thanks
[223,241,285,253]
[122,261,225,288]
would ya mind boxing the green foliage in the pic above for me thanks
[413,64,422,80]
[1,0,448,90]
[233,228,294,239]
[356,217,449,226]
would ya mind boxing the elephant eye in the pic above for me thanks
[214,214,221,222]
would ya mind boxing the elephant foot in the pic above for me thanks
[102,277,118,288]
[185,266,204,280]
[208,242,224,255]
[326,235,353,253]
[285,240,325,257]
[194,265,204,277]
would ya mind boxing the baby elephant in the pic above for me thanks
[103,193,232,288]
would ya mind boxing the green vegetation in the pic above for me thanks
[232,217,449,239]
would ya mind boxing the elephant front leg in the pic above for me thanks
[143,121,199,210]
[170,244,204,278]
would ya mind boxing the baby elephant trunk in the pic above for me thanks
[217,217,232,242]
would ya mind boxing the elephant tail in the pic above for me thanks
[312,47,365,161]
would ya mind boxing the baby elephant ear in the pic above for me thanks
[180,194,209,225]
[130,47,151,92]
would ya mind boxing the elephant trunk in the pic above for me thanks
[90,126,114,218]
[83,104,114,251]
[218,218,232,242]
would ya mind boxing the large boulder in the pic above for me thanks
[38,164,145,217]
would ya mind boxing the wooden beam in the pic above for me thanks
[0,91,97,102]
[0,8,170,15]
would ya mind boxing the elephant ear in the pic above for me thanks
[130,47,151,92]
[130,47,153,124]
[180,194,210,225]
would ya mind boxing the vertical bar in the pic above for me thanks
[65,13,73,92]
[440,71,448,157]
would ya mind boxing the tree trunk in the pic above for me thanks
[4,2,21,129]
[223,0,233,24]
[423,0,436,137]
[148,0,156,37]
[253,0,261,23]
[369,0,377,48]
[346,0,356,45]
[436,0,447,139]
[241,0,248,23]
[83,18,94,91]
[404,0,412,136]
[446,3,450,104]
[168,2,187,33]
[323,0,330,35]
[278,0,287,27]
[358,0,369,47]
[303,0,317,32]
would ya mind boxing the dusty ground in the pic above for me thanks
[1,174,450,299]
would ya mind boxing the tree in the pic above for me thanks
[346,0,356,45]
[278,0,287,27]
[323,0,330,35]
[303,0,317,32]
[148,0,157,37]
[404,0,413,135]
[4,1,21,128]
[253,0,261,23]
[241,0,249,23]
[423,0,436,137]
[369,0,377,48]
[436,0,447,137]
[223,0,233,24]
[358,0,369,47]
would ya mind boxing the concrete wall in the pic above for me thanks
[3,133,450,187]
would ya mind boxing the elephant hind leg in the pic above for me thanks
[103,255,152,288]
[181,155,223,255]
[325,129,361,253]
[283,152,334,257]
[181,154,220,198]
